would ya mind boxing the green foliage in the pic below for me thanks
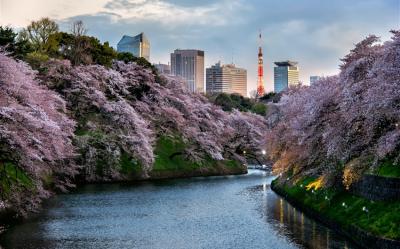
[89,39,117,67]
[210,92,267,115]
[20,17,58,52]
[376,159,400,178]
[214,93,235,111]
[0,26,17,46]
[116,52,136,63]
[273,178,400,239]
[153,136,241,173]
[43,32,73,58]
[0,26,34,58]
[25,51,49,70]
[119,152,142,176]
[251,102,267,116]
[153,136,200,172]
[0,162,33,197]
[13,39,35,59]
[117,52,155,70]
[259,91,281,103]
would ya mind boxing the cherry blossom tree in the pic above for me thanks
[0,52,76,216]
[266,31,400,187]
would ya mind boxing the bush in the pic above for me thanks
[25,51,49,70]
[251,103,267,116]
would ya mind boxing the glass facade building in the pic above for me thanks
[310,76,321,85]
[117,32,150,61]
[274,61,299,93]
[206,62,247,96]
[171,49,204,93]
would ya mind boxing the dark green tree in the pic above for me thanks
[214,93,234,111]
[251,103,267,116]
[0,26,17,47]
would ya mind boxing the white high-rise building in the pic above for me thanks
[206,62,247,96]
[171,49,204,93]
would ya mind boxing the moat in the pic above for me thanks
[1,170,356,249]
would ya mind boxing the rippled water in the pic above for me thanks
[1,170,357,249]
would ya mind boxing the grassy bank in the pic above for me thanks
[375,160,400,178]
[271,177,400,240]
[150,136,246,178]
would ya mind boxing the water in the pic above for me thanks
[1,170,356,249]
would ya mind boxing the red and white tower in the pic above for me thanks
[256,32,265,97]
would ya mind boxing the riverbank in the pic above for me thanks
[271,177,400,249]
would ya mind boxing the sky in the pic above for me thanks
[1,0,399,95]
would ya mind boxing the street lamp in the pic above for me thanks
[362,206,369,219]
[261,150,266,155]
[325,195,331,205]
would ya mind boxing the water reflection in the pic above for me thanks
[258,185,358,249]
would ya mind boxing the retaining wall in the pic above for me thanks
[350,174,400,201]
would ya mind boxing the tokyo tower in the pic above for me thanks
[256,32,265,97]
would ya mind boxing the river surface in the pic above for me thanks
[1,170,357,249]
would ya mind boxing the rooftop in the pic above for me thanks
[274,61,298,67]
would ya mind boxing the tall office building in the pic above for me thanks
[310,76,321,85]
[206,62,247,96]
[171,49,204,93]
[154,63,171,75]
[274,61,299,93]
[117,32,150,61]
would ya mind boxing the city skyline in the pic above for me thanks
[1,0,398,95]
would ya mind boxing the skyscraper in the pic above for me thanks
[117,32,150,61]
[206,62,247,96]
[274,61,299,93]
[171,49,204,93]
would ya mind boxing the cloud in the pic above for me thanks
[0,0,243,27]
[0,0,108,27]
[102,0,245,27]
[1,0,398,95]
